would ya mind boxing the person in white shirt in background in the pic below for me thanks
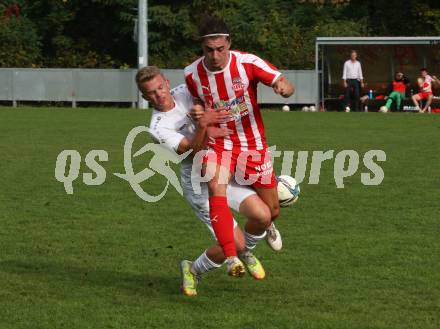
[342,50,365,112]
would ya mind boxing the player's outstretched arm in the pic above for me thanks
[190,98,205,121]
[273,75,295,98]
[191,104,231,153]
[175,103,207,155]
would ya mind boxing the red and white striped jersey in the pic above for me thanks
[422,75,433,92]
[184,50,281,152]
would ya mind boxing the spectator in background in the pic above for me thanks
[384,72,410,111]
[342,50,364,112]
[412,68,440,113]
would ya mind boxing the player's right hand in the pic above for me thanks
[198,107,231,128]
[207,126,233,138]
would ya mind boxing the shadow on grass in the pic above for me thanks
[0,259,178,297]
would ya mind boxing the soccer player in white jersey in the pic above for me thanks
[184,15,295,275]
[136,66,274,296]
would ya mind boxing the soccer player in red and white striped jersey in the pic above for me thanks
[184,15,295,276]
[412,68,440,113]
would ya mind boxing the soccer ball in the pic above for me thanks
[277,175,300,207]
[301,106,309,112]
[309,105,316,112]
[282,105,290,112]
[379,106,388,113]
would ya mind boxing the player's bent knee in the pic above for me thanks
[251,210,271,229]
[257,207,272,228]
[243,202,271,228]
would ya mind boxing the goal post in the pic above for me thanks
[315,37,440,111]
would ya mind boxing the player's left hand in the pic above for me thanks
[273,75,294,98]
[191,103,205,121]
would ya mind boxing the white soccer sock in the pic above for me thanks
[244,231,267,251]
[191,250,222,276]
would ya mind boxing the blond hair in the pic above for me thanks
[136,66,162,91]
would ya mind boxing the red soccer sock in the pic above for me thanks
[209,196,236,257]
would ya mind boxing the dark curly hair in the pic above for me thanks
[198,14,230,40]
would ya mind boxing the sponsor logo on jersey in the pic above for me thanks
[214,95,248,117]
[232,77,244,91]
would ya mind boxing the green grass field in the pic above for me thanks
[0,107,439,329]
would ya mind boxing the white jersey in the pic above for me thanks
[148,84,256,238]
[149,84,196,170]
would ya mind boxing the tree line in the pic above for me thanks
[1,0,440,69]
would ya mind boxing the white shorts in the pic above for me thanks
[180,168,256,239]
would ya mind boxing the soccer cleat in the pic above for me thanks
[226,256,246,278]
[266,222,282,251]
[180,260,199,297]
[345,106,351,112]
[240,251,265,280]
